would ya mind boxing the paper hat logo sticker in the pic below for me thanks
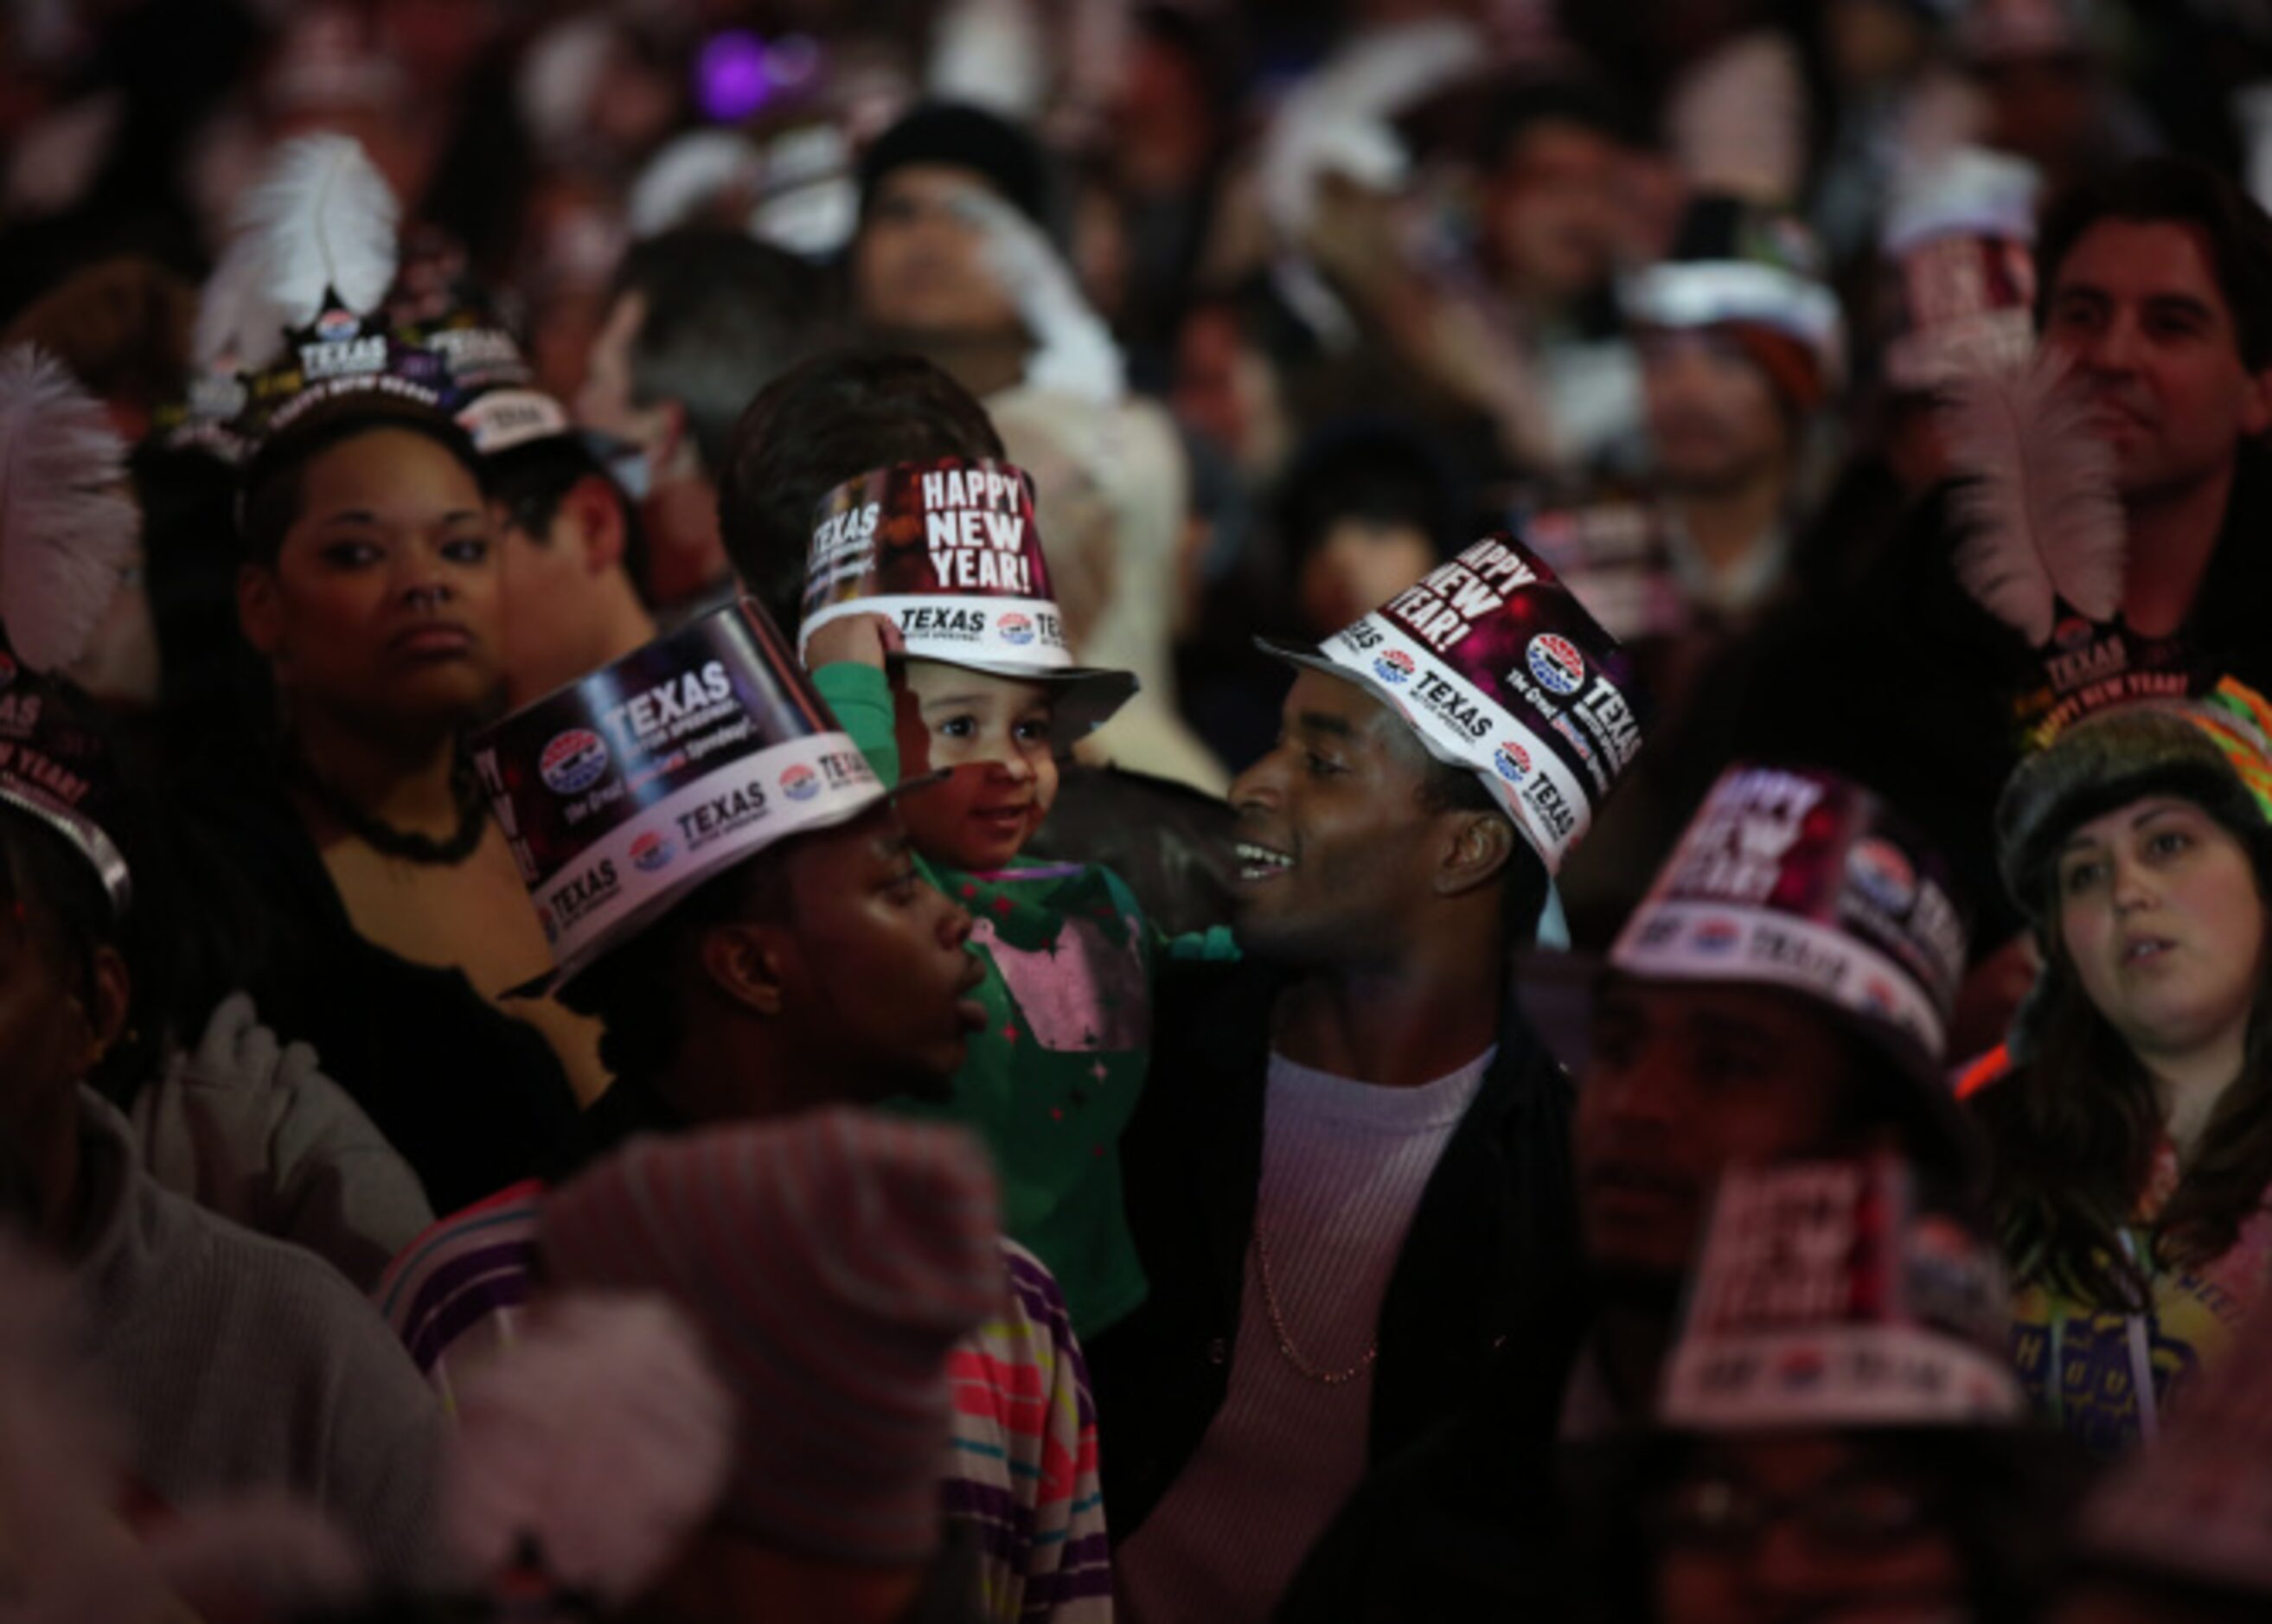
[797,457,1137,753]
[540,727,611,796]
[1526,634,1586,696]
[473,600,886,996]
[1259,532,1647,875]
[1846,836,1918,914]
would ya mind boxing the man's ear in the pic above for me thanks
[79,944,131,1071]
[2243,366,2272,439]
[566,473,629,574]
[1435,809,1517,900]
[697,921,789,1018]
[237,563,284,659]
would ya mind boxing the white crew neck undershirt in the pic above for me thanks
[1115,1045,1494,1622]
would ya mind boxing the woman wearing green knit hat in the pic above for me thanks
[1972,678,2272,1457]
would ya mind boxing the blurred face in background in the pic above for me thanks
[1174,304,1290,482]
[1296,518,1436,639]
[1115,25,1219,195]
[490,465,636,708]
[521,175,630,407]
[854,167,1022,338]
[1487,118,1624,305]
[1576,979,1855,1284]
[1827,0,1931,88]
[1977,53,2100,186]
[1640,328,1793,492]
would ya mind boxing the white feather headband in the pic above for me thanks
[233,131,400,339]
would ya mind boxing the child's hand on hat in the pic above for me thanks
[804,611,903,673]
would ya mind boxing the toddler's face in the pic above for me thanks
[892,659,1059,872]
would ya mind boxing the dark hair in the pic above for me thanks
[1277,418,1465,574]
[1828,1020,1985,1192]
[2036,157,2272,370]
[2064,1563,2272,1623]
[857,102,1052,230]
[0,805,156,1099]
[1974,823,2272,1308]
[484,436,650,597]
[239,413,485,566]
[716,348,1005,630]
[611,229,835,477]
[134,438,272,719]
[1481,75,1640,169]
[1416,755,1552,949]
[556,842,794,1084]
[0,255,192,416]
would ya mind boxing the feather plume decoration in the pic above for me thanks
[190,232,290,375]
[234,132,400,337]
[0,345,138,675]
[1942,350,2127,647]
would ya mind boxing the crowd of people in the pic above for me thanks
[8,0,2272,1620]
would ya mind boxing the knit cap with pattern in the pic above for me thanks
[538,1109,1007,1565]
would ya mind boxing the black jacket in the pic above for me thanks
[1085,953,1586,1538]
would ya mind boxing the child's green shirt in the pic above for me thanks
[816,661,1183,1334]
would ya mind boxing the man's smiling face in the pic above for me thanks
[1226,667,1462,967]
